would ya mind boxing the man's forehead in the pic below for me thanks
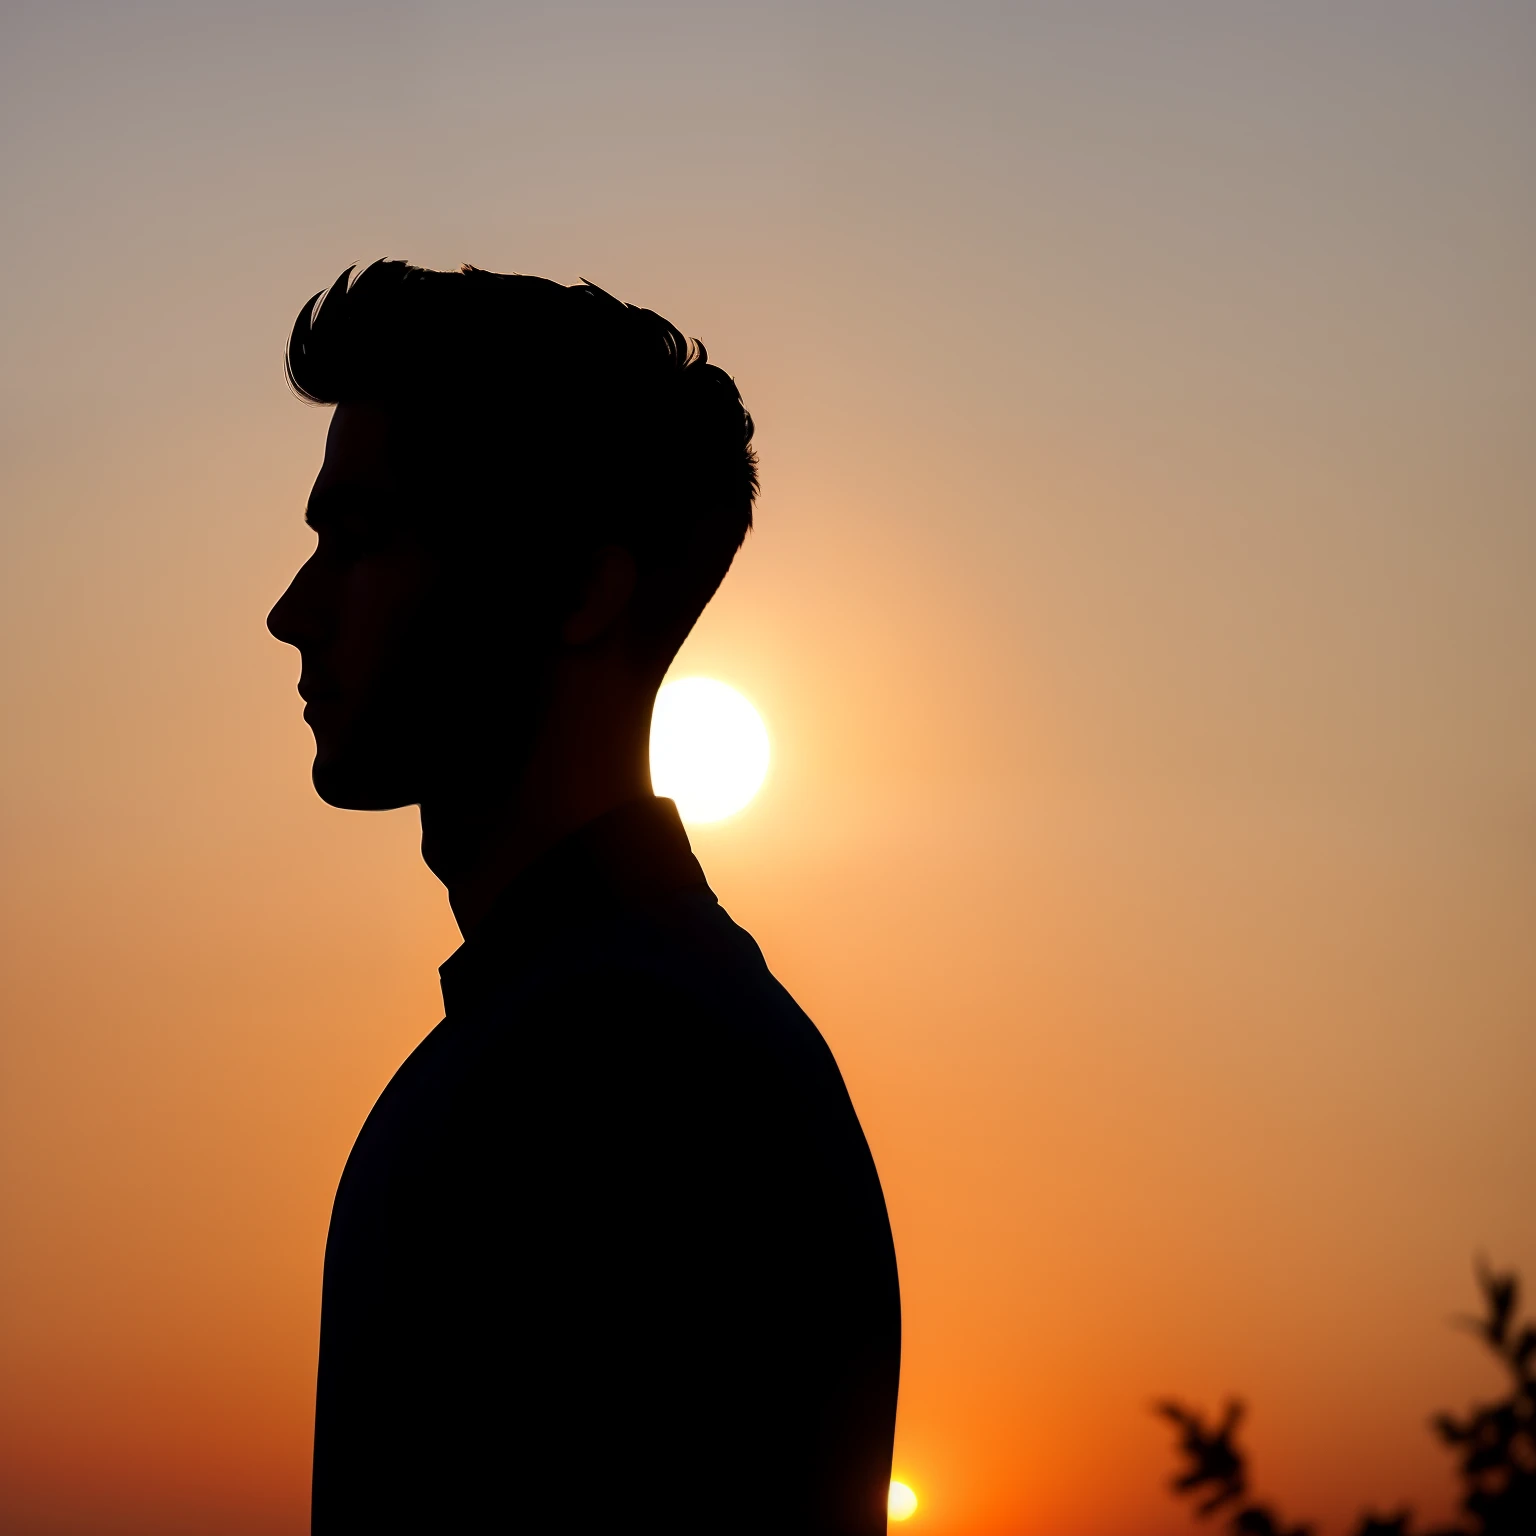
[313,402,396,494]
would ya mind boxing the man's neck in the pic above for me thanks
[421,733,653,940]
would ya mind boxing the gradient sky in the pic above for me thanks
[2,4,1534,1533]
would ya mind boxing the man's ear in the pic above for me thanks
[561,545,638,646]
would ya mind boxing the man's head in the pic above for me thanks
[267,261,757,813]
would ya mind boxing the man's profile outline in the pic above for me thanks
[267,261,901,1533]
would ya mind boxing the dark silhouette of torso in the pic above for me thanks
[312,797,901,1533]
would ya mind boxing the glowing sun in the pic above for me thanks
[649,677,770,824]
[888,1481,918,1521]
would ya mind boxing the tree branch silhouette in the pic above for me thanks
[1158,1262,1534,1536]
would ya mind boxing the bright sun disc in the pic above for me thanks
[888,1481,918,1521]
[649,677,770,825]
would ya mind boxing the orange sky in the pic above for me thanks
[2,5,1534,1534]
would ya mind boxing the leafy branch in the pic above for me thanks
[1157,1262,1535,1536]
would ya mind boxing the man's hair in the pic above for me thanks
[286,260,758,665]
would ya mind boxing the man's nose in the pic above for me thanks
[267,555,319,648]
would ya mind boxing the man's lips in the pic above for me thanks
[298,680,341,723]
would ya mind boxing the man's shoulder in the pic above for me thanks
[429,892,855,1152]
[527,891,834,1077]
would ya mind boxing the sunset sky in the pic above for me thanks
[2,4,1534,1533]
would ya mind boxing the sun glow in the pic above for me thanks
[888,1481,918,1521]
[649,677,770,825]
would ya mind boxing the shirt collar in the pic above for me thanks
[438,795,710,1014]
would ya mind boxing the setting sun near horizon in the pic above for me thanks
[888,1480,919,1522]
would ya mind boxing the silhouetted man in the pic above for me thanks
[267,262,900,1534]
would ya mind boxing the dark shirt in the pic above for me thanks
[312,797,901,1533]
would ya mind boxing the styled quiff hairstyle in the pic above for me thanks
[286,260,758,666]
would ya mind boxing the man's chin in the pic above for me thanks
[311,756,419,812]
